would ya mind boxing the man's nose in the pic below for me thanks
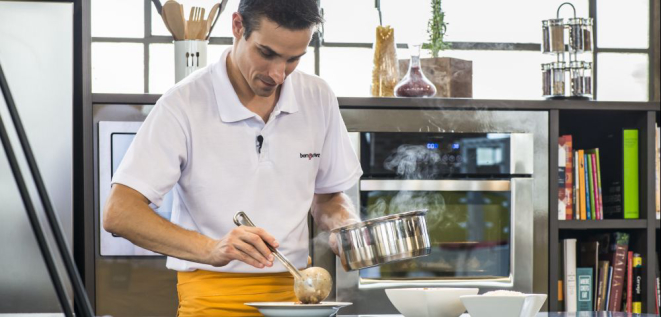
[268,60,286,85]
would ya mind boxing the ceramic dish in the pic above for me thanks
[460,293,547,317]
[244,301,352,317]
[385,288,479,317]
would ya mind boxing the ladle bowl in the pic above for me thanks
[233,211,332,304]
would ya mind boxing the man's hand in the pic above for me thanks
[206,226,278,269]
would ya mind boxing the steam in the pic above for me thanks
[383,144,441,179]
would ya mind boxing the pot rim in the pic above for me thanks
[330,209,428,233]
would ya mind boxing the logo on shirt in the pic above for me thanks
[300,153,321,160]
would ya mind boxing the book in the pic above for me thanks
[587,153,596,220]
[564,135,574,220]
[577,267,594,311]
[625,251,633,312]
[574,150,580,219]
[578,150,587,220]
[597,260,610,311]
[589,152,601,220]
[608,232,630,311]
[594,149,603,220]
[564,238,578,312]
[622,129,639,219]
[654,124,661,220]
[632,253,642,314]
[579,241,599,310]
[559,142,567,220]
[585,153,591,220]
[606,266,613,310]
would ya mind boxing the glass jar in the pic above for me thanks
[394,43,436,98]
[568,18,593,52]
[371,25,399,97]
[569,61,592,98]
[542,19,565,53]
[550,61,566,97]
[542,63,552,97]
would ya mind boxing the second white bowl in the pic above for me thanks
[385,288,479,317]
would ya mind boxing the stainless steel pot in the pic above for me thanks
[331,209,431,272]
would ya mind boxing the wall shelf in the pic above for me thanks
[558,219,648,229]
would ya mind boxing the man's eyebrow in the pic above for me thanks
[257,44,307,59]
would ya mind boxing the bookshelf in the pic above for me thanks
[549,108,660,314]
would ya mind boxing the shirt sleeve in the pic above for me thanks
[314,90,363,194]
[111,100,188,207]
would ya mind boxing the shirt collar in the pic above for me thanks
[211,48,298,123]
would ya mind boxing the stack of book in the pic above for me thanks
[558,130,640,220]
[559,233,658,313]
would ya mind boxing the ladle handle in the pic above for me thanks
[233,211,303,279]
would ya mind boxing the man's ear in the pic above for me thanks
[231,12,244,39]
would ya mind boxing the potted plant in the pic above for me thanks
[398,0,473,97]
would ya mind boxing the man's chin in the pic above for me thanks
[253,85,277,97]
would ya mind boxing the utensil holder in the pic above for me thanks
[174,40,208,83]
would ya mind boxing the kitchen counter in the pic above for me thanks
[339,313,660,317]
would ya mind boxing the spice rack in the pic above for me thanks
[541,2,593,100]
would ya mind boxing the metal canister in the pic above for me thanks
[542,19,565,53]
[331,210,431,272]
[569,61,592,98]
[567,17,593,52]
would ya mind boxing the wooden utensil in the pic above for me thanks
[163,0,185,40]
[160,5,175,38]
[206,0,229,40]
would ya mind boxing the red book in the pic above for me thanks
[626,251,633,312]
[608,232,629,312]
[564,136,574,220]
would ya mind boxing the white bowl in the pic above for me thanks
[385,288,479,317]
[460,293,547,317]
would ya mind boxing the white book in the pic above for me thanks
[564,238,578,312]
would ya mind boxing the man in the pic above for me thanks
[102,0,362,315]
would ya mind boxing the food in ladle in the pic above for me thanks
[293,267,332,304]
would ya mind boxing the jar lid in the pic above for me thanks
[583,61,592,69]
[569,61,584,68]
[548,18,564,26]
[552,61,566,69]
[567,17,593,26]
[542,63,552,70]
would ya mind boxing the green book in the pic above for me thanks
[577,267,594,311]
[623,129,639,219]
[587,154,596,220]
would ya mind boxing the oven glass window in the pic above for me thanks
[359,190,511,279]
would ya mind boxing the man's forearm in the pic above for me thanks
[103,184,214,264]
[311,192,360,231]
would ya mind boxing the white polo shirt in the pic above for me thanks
[111,48,362,273]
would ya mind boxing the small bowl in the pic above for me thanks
[385,288,479,317]
[460,293,547,317]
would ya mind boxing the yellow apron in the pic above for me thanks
[176,270,296,317]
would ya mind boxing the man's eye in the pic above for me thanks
[260,50,275,58]
[287,57,301,63]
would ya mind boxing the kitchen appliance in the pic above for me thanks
[98,121,175,256]
[541,2,593,100]
[332,209,431,271]
[311,108,548,315]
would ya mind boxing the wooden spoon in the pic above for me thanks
[163,0,185,40]
[206,0,229,40]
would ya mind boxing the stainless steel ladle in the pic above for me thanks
[233,211,332,304]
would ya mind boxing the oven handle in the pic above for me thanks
[359,179,512,192]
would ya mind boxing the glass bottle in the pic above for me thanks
[371,25,398,97]
[394,43,437,97]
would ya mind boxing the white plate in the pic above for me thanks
[244,301,352,317]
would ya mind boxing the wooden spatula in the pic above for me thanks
[206,0,229,40]
[163,0,185,40]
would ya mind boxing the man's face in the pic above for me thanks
[231,14,313,97]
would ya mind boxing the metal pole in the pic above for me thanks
[0,62,94,317]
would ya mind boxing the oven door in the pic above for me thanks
[334,177,533,314]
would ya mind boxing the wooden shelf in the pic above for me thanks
[558,219,648,230]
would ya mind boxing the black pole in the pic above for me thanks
[0,62,94,317]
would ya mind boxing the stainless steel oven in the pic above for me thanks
[311,109,548,315]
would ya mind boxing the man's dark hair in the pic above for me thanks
[238,0,324,39]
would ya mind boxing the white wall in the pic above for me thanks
[0,1,73,313]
